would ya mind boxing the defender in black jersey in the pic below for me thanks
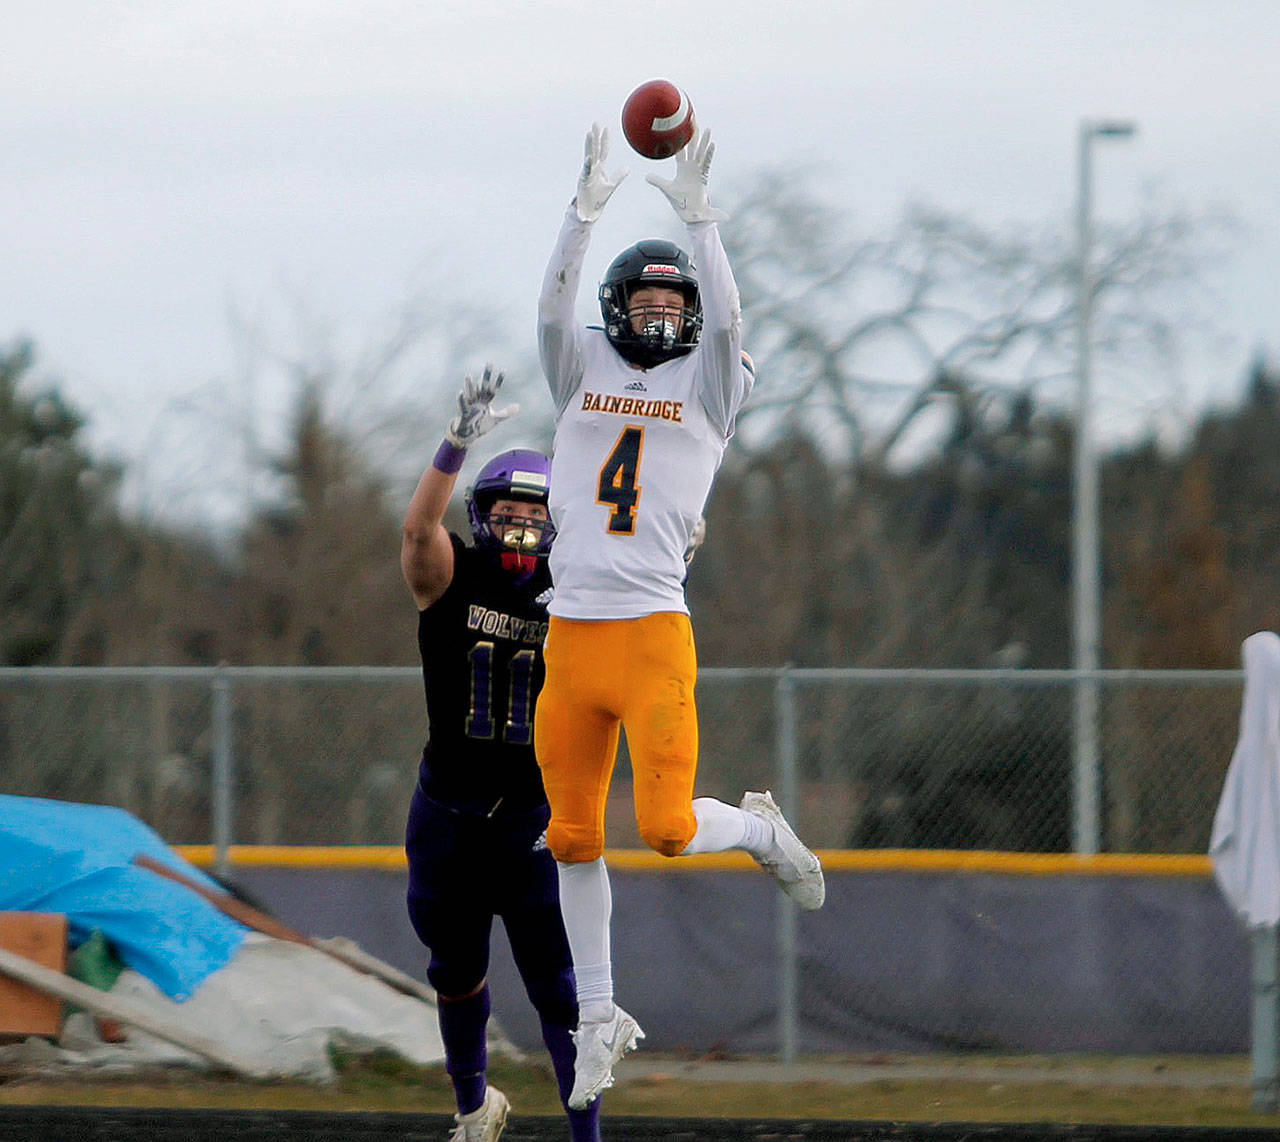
[401,367,599,1142]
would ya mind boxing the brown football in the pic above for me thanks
[621,79,696,160]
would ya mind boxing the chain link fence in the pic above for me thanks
[0,664,1254,1058]
[0,666,1242,854]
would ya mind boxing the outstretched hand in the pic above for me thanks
[446,365,519,448]
[646,129,728,224]
[574,123,628,223]
[683,516,707,568]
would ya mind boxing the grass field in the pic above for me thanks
[0,1051,1273,1129]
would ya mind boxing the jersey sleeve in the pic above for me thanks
[538,208,595,419]
[687,221,753,440]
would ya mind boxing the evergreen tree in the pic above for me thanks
[0,342,120,665]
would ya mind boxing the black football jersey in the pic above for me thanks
[416,533,552,815]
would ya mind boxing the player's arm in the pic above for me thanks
[538,125,627,417]
[401,368,518,610]
[687,219,751,438]
[647,130,751,438]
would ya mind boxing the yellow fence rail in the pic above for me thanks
[173,845,1212,878]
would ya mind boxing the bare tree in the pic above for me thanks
[127,293,545,543]
[723,169,1229,477]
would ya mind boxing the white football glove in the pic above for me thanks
[646,129,728,224]
[445,365,519,448]
[574,123,628,224]
[683,516,706,568]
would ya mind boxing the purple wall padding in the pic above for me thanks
[232,867,1249,1055]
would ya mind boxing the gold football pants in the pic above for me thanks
[535,613,699,862]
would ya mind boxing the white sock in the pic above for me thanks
[556,858,614,1022]
[740,807,775,858]
[680,797,773,856]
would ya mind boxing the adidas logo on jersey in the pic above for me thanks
[624,380,647,392]
[532,831,549,853]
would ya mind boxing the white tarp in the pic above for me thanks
[1210,631,1280,928]
[58,933,445,1080]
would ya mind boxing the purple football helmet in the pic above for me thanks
[465,448,556,571]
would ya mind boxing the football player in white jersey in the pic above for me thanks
[530,123,826,1109]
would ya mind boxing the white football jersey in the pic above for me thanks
[538,211,753,619]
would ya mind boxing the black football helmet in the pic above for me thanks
[598,239,702,368]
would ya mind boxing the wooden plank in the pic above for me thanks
[311,937,436,1006]
[0,946,269,1077]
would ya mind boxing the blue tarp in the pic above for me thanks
[0,795,247,1000]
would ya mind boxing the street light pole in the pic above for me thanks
[1071,118,1135,856]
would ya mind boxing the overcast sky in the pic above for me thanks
[4,1,1277,529]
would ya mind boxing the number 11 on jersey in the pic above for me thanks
[596,425,644,535]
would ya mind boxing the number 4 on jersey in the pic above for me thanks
[597,425,644,534]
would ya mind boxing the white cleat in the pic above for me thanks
[741,790,826,911]
[450,1084,509,1142]
[568,1004,644,1109]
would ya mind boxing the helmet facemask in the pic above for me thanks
[600,240,702,368]
[625,286,700,362]
[465,449,556,578]
[481,499,555,577]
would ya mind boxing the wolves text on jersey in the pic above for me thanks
[466,604,548,645]
[580,390,684,422]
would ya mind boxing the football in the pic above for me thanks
[621,79,696,160]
